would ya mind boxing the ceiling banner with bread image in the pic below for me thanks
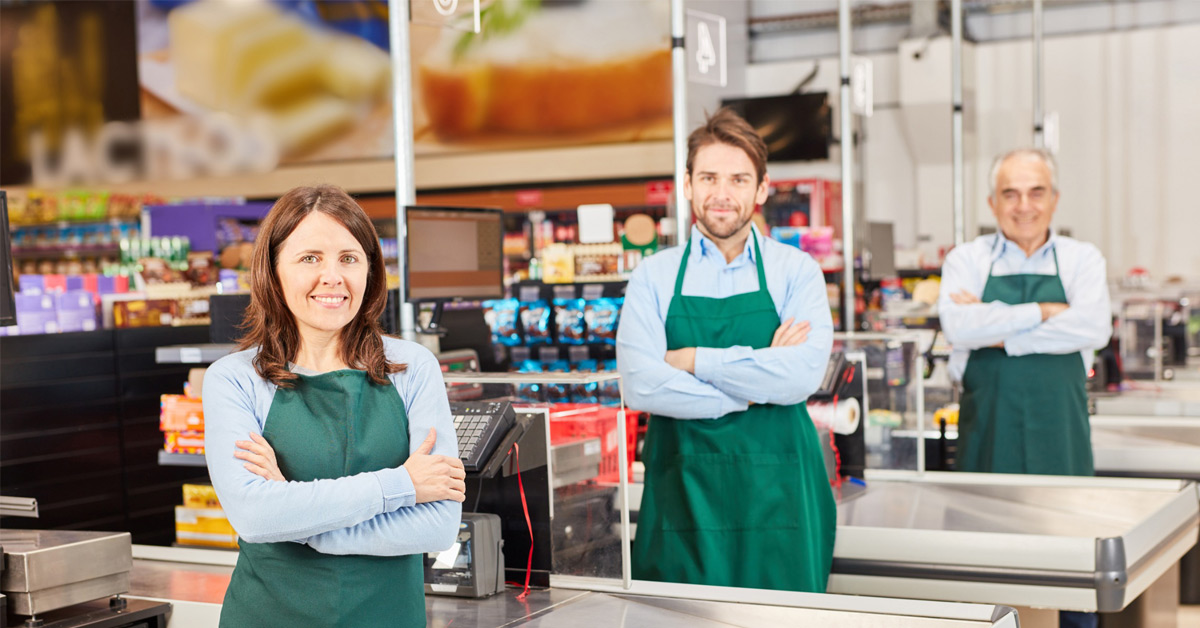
[409,0,673,155]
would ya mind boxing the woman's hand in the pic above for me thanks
[235,432,286,482]
[403,429,467,504]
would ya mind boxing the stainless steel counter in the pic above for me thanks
[126,554,1018,627]
[1092,416,1200,479]
[1093,386,1200,417]
[831,471,1199,612]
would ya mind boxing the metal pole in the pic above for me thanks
[1033,0,1045,147]
[838,0,856,332]
[951,0,965,246]
[388,0,417,340]
[671,0,690,245]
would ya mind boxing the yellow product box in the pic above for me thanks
[164,430,205,455]
[182,484,221,509]
[175,506,238,549]
[161,394,205,432]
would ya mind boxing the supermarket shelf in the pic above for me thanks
[10,217,137,229]
[155,344,236,364]
[158,451,207,467]
[442,371,620,385]
[12,245,121,260]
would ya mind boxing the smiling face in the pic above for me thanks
[685,141,770,242]
[989,155,1059,253]
[275,211,369,344]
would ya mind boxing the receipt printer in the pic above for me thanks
[423,512,504,598]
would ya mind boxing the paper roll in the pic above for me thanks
[807,397,861,435]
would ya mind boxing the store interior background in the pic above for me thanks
[1,3,1199,624]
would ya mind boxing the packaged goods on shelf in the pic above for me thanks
[182,484,221,510]
[113,299,178,328]
[164,430,205,455]
[161,394,205,432]
[175,506,238,549]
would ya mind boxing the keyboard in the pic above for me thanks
[450,401,516,473]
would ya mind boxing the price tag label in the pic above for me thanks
[581,284,605,301]
[180,348,202,364]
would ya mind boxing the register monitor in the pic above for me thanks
[405,206,504,303]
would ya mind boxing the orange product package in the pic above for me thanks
[161,394,205,432]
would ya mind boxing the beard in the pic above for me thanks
[697,203,752,240]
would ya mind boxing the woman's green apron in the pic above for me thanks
[958,247,1093,476]
[220,370,426,628]
[632,236,837,592]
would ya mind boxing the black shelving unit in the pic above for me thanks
[0,326,212,546]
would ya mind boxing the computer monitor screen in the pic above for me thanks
[0,191,16,327]
[405,206,504,302]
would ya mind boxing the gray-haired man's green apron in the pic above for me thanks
[632,236,837,592]
[958,248,1093,476]
[220,370,426,627]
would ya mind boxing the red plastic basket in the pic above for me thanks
[548,403,639,483]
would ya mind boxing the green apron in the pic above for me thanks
[958,248,1093,476]
[220,370,426,628]
[631,236,837,592]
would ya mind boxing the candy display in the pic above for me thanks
[482,299,521,346]
[519,300,553,345]
[553,298,588,345]
[584,298,622,345]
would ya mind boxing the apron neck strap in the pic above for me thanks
[672,230,769,297]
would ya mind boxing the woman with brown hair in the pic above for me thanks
[202,184,464,628]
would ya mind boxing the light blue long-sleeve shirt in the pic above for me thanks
[616,224,834,419]
[938,231,1113,381]
[202,336,461,555]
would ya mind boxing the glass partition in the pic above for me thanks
[831,332,928,474]
[440,372,631,589]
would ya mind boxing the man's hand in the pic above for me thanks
[665,348,697,373]
[235,432,286,482]
[403,429,467,504]
[771,318,810,347]
[1039,302,1069,321]
[950,290,981,305]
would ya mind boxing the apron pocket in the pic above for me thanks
[658,452,805,531]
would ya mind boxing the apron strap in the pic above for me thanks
[751,231,768,294]
[673,237,694,297]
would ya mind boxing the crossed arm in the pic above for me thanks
[616,258,834,418]
[938,246,1112,354]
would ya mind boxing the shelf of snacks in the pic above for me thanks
[159,451,207,467]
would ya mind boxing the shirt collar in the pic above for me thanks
[690,223,762,265]
[990,227,1057,262]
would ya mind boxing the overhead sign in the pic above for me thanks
[686,10,726,87]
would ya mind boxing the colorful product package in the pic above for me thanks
[545,360,572,403]
[600,359,621,406]
[585,298,623,345]
[519,300,553,345]
[482,299,521,346]
[553,298,588,345]
[514,360,545,403]
[572,359,600,404]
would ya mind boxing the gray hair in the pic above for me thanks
[988,148,1058,199]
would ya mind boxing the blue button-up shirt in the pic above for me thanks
[616,225,834,419]
[938,231,1113,381]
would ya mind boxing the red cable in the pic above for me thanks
[507,442,533,600]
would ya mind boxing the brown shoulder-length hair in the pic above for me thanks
[686,107,769,184]
[237,184,404,388]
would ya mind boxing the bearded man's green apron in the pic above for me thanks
[958,249,1093,476]
[220,370,426,627]
[632,236,837,592]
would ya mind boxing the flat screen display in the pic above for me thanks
[0,191,15,326]
[721,92,833,162]
[405,206,504,302]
